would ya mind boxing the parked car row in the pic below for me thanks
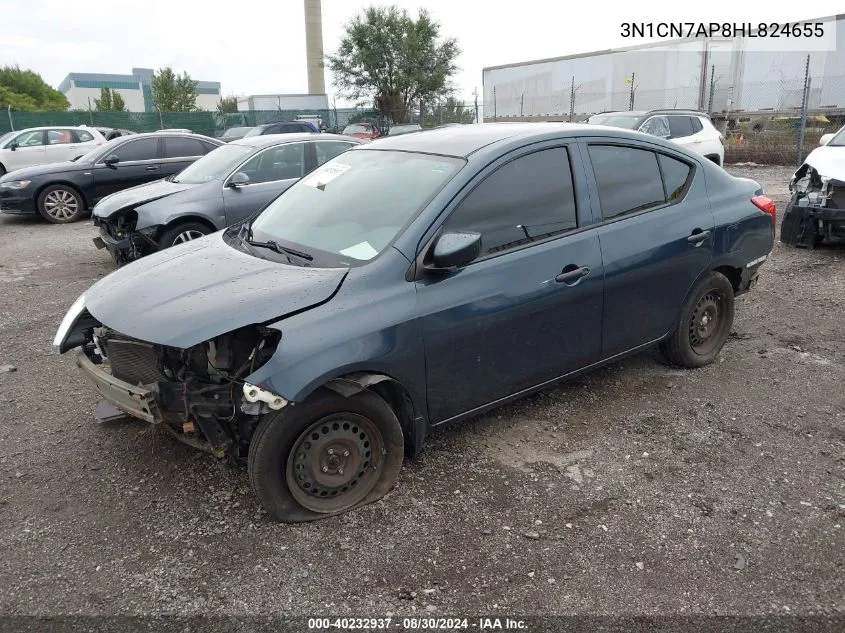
[49,123,777,523]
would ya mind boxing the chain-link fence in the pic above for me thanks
[0,102,484,139]
[485,69,845,165]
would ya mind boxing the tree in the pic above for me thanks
[0,65,69,111]
[216,95,239,114]
[425,96,474,126]
[150,67,198,112]
[93,87,127,112]
[328,6,459,123]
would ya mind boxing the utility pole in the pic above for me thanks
[87,97,94,125]
[708,64,715,114]
[628,72,635,111]
[493,86,497,121]
[7,105,13,131]
[798,54,811,165]
[569,76,575,122]
[473,87,479,124]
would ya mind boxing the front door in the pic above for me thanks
[582,141,715,357]
[416,145,604,423]
[4,130,47,170]
[92,136,163,201]
[222,142,309,226]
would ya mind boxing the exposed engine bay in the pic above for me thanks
[781,162,845,248]
[81,322,282,459]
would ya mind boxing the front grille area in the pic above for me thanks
[104,335,165,385]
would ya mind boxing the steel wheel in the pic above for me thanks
[286,413,385,514]
[43,189,80,221]
[688,290,728,356]
[171,229,206,245]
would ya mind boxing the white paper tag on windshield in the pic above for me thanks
[339,241,379,260]
[303,162,351,189]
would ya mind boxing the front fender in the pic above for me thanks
[135,199,225,231]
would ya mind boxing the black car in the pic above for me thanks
[243,121,319,137]
[0,132,223,223]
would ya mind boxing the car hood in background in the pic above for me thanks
[0,160,89,181]
[84,232,348,348]
[801,145,845,180]
[92,178,205,218]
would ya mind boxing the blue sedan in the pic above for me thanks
[55,123,775,522]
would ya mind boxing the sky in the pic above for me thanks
[1,0,842,107]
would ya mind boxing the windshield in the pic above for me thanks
[587,114,641,129]
[172,143,252,184]
[343,124,372,135]
[827,125,845,147]
[72,136,124,163]
[249,150,464,263]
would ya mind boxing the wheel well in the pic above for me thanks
[323,373,425,458]
[35,181,89,210]
[713,265,741,292]
[164,215,218,234]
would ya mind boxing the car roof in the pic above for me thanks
[11,125,97,132]
[230,133,355,148]
[356,122,608,157]
[111,131,221,143]
[592,109,707,117]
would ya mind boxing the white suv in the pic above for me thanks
[0,126,107,175]
[587,110,724,166]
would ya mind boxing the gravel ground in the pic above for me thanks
[0,165,842,622]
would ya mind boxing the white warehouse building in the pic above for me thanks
[58,68,222,112]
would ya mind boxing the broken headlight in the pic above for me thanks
[53,293,86,352]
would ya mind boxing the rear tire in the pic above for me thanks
[248,389,404,523]
[660,271,735,368]
[37,185,85,223]
[157,221,212,250]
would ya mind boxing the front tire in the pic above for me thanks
[660,271,735,368]
[157,221,211,250]
[37,185,85,223]
[248,389,404,522]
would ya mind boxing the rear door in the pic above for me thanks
[44,129,81,163]
[222,142,306,226]
[161,136,207,178]
[582,140,714,357]
[91,136,163,200]
[417,143,604,423]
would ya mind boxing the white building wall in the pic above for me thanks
[196,94,221,111]
[64,85,145,112]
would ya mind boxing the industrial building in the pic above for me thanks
[58,68,222,112]
[236,94,329,112]
[482,14,845,120]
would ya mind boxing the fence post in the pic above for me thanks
[798,54,811,165]
[6,106,13,131]
[520,93,524,118]
[474,89,479,124]
[707,65,715,115]
[493,87,497,122]
[569,77,575,122]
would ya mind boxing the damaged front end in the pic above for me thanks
[781,163,845,248]
[93,211,160,265]
[65,312,285,459]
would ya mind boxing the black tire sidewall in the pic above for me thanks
[37,185,85,223]
[674,272,735,367]
[248,389,404,523]
[157,222,211,249]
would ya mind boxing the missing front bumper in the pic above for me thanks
[76,351,162,424]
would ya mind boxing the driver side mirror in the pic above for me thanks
[8,142,18,151]
[228,172,250,188]
[103,154,120,167]
[820,133,834,146]
[427,231,482,272]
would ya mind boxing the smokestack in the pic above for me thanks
[304,0,326,95]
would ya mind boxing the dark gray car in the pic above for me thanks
[92,133,360,265]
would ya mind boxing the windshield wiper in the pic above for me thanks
[247,239,313,261]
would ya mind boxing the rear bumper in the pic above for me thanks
[75,350,161,423]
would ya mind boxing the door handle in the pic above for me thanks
[145,165,159,171]
[555,265,590,284]
[687,230,711,244]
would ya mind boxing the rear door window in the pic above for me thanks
[667,116,695,139]
[443,147,578,258]
[163,137,205,159]
[314,141,355,166]
[47,129,74,145]
[588,145,665,219]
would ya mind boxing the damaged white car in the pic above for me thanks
[781,125,845,247]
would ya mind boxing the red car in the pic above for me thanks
[342,122,383,140]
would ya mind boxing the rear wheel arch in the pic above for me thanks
[712,264,742,293]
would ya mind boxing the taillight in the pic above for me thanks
[751,195,776,223]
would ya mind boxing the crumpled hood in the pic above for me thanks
[800,145,845,181]
[92,178,200,218]
[84,232,348,347]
